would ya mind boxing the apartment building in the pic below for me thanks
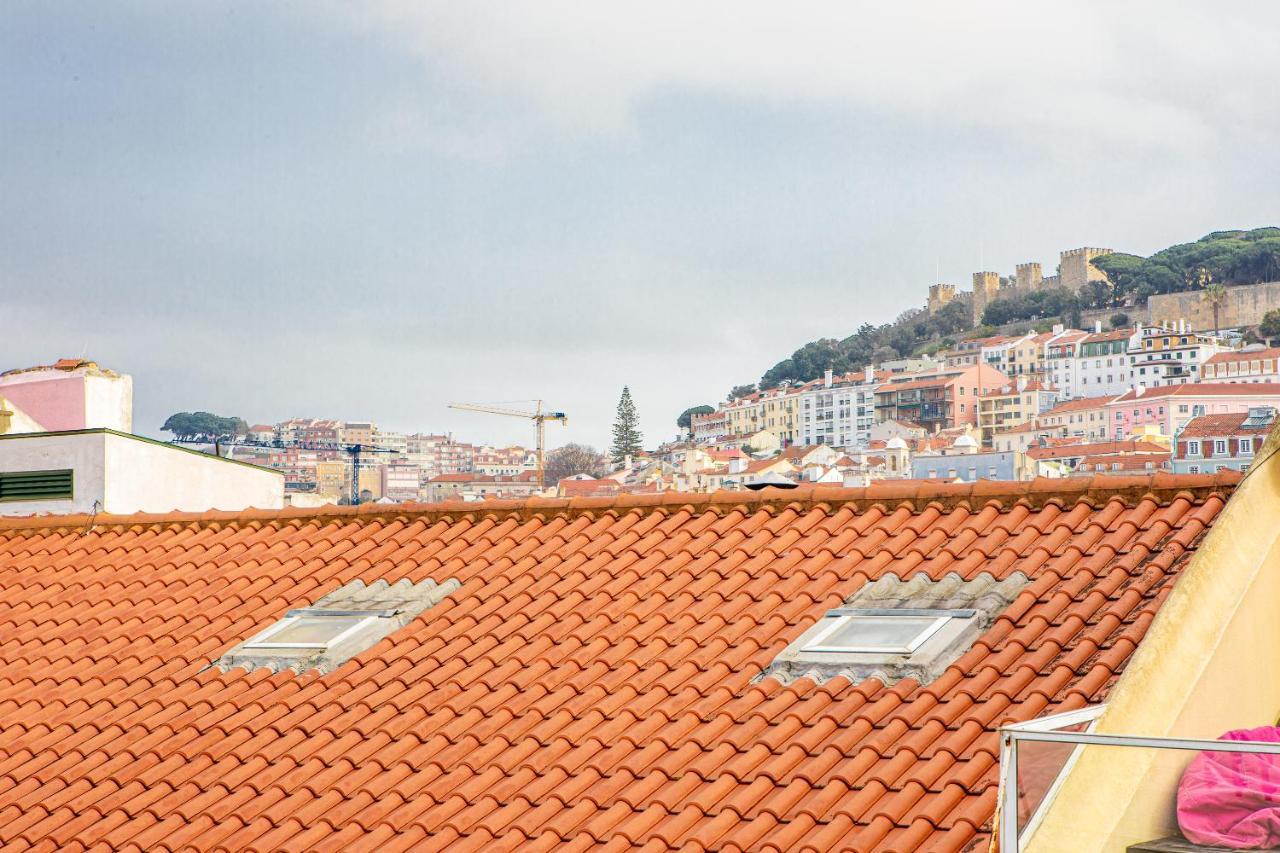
[690,409,728,444]
[1129,323,1232,389]
[1201,346,1280,384]
[796,368,880,448]
[1049,324,1131,397]
[874,363,1008,430]
[1108,382,1280,439]
[977,378,1059,444]
[1036,395,1116,441]
[1171,407,1276,474]
[381,460,423,501]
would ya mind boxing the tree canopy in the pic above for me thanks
[161,411,249,442]
[676,405,714,430]
[543,443,609,484]
[1092,228,1280,307]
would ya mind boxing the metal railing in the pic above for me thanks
[998,706,1280,851]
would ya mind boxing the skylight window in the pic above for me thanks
[215,577,461,675]
[243,610,387,650]
[802,609,974,653]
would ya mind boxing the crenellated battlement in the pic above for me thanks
[928,245,1117,323]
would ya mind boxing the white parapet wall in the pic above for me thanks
[0,429,284,515]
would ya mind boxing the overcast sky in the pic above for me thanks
[4,3,1279,448]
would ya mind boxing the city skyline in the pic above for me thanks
[5,3,1280,448]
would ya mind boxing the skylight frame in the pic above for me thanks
[801,608,977,654]
[243,613,382,650]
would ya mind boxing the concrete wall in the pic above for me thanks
[102,432,283,513]
[1147,280,1280,332]
[0,430,283,515]
[1028,427,1280,851]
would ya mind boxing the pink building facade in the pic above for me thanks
[1106,382,1280,439]
[0,359,133,433]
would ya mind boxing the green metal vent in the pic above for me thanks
[0,469,74,501]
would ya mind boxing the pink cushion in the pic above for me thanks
[1177,726,1280,849]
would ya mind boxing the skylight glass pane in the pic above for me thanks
[804,614,949,653]
[249,615,368,648]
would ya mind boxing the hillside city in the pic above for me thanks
[5,234,1280,510]
[11,8,1280,851]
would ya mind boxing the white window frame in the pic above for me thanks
[244,613,381,650]
[1214,439,1228,456]
[801,608,968,654]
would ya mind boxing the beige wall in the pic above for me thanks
[1028,433,1280,851]
[1147,280,1280,332]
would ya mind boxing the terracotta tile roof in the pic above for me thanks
[1079,328,1132,344]
[1204,348,1280,365]
[1027,439,1167,460]
[1111,382,1280,403]
[0,475,1240,852]
[1076,452,1172,470]
[1041,395,1116,416]
[1178,411,1276,438]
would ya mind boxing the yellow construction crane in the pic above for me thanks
[447,400,568,490]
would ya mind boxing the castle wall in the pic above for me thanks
[1060,247,1113,293]
[971,271,1000,323]
[1015,263,1042,293]
[1146,280,1280,331]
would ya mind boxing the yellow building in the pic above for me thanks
[314,460,348,499]
[977,379,1058,445]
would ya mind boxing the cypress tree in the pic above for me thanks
[610,386,643,463]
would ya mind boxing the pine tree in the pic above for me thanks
[610,386,643,463]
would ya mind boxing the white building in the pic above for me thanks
[797,368,879,449]
[0,429,284,516]
[1128,322,1233,389]
[1200,345,1280,384]
[1072,326,1134,398]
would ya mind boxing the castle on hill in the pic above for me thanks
[927,247,1114,323]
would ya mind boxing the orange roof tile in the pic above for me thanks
[0,475,1241,851]
[1042,395,1117,416]
[1204,347,1280,365]
[1178,411,1276,438]
[1027,439,1167,460]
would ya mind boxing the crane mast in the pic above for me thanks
[447,400,568,490]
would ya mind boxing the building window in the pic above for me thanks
[1214,440,1228,456]
[1188,440,1201,455]
[1188,465,1200,474]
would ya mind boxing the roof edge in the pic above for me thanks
[0,472,1242,533]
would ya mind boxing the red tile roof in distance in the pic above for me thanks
[0,475,1240,852]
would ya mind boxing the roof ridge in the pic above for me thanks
[0,473,1242,533]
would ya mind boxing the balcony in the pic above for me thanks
[999,706,1280,852]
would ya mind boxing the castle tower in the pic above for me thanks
[927,283,956,314]
[1059,247,1113,293]
[1015,262,1043,293]
[971,271,1000,324]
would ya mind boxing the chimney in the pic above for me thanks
[864,365,873,383]
[1135,385,1145,397]
[1017,376,1028,392]
[1094,320,1102,333]
[824,368,833,388]
[1053,323,1064,335]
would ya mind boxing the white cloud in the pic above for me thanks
[332,1,1279,151]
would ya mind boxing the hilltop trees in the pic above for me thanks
[610,387,643,463]
[677,405,714,431]
[1093,228,1280,307]
[161,412,248,442]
